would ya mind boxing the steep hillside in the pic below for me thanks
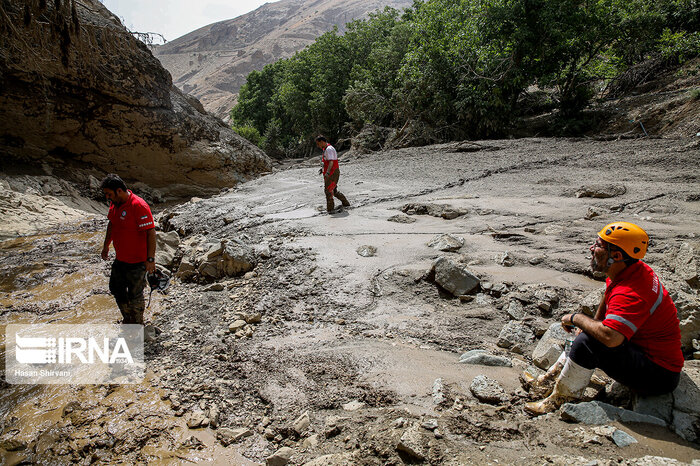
[153,0,413,120]
[0,0,271,199]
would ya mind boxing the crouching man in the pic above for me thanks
[525,222,684,415]
[100,174,156,325]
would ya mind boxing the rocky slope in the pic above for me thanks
[0,0,271,200]
[153,0,413,120]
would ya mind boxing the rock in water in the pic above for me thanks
[432,257,480,296]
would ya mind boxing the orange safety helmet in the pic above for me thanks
[598,222,649,259]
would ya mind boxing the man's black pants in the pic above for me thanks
[109,260,146,324]
[569,332,680,396]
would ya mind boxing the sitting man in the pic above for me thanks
[525,222,684,415]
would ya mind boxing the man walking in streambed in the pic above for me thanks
[100,174,156,325]
[316,135,350,213]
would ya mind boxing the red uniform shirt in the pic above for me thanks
[107,191,154,264]
[602,261,684,372]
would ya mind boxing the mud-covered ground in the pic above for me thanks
[1,137,699,464]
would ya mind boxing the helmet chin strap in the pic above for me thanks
[606,244,621,266]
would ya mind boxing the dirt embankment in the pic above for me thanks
[1,137,699,464]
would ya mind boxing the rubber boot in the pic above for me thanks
[524,359,594,416]
[335,190,350,207]
[521,351,566,398]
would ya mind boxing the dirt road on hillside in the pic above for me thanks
[1,137,699,464]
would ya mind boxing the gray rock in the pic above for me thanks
[578,289,604,316]
[672,364,700,414]
[228,320,247,332]
[303,454,354,466]
[433,257,480,296]
[469,375,508,404]
[217,427,253,446]
[205,283,225,292]
[496,251,515,267]
[342,400,365,411]
[207,405,220,428]
[670,363,700,442]
[292,411,311,434]
[397,425,429,461]
[671,410,699,444]
[629,457,689,466]
[432,378,447,405]
[506,300,526,320]
[400,203,467,219]
[421,419,438,430]
[611,429,637,447]
[266,446,294,466]
[675,290,700,349]
[632,393,673,423]
[427,234,465,252]
[155,231,180,268]
[532,323,568,369]
[196,239,255,280]
[356,245,377,257]
[497,321,535,349]
[186,411,209,428]
[575,184,626,199]
[676,242,699,289]
[560,401,666,426]
[387,214,417,224]
[459,351,512,367]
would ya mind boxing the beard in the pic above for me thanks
[590,254,609,275]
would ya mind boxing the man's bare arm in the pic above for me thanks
[562,312,625,348]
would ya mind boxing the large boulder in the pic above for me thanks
[676,243,699,289]
[671,361,700,443]
[432,257,480,296]
[497,321,535,349]
[532,323,569,369]
[0,0,271,198]
[197,240,255,280]
[673,290,700,350]
[155,231,180,268]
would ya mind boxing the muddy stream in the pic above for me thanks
[0,230,255,465]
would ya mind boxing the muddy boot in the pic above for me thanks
[117,302,131,324]
[129,303,145,325]
[524,359,593,416]
[334,189,350,207]
[521,352,566,398]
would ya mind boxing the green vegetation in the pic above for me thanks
[231,0,699,157]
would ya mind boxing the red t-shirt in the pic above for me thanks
[107,191,154,264]
[602,261,684,372]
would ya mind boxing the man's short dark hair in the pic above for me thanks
[315,135,327,143]
[100,174,127,192]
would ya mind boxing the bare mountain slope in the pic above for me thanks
[153,0,413,120]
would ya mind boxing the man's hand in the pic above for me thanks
[146,261,156,274]
[561,313,574,332]
[101,245,110,260]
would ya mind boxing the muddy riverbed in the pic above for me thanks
[1,137,699,464]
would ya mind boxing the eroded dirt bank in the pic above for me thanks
[1,137,699,464]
